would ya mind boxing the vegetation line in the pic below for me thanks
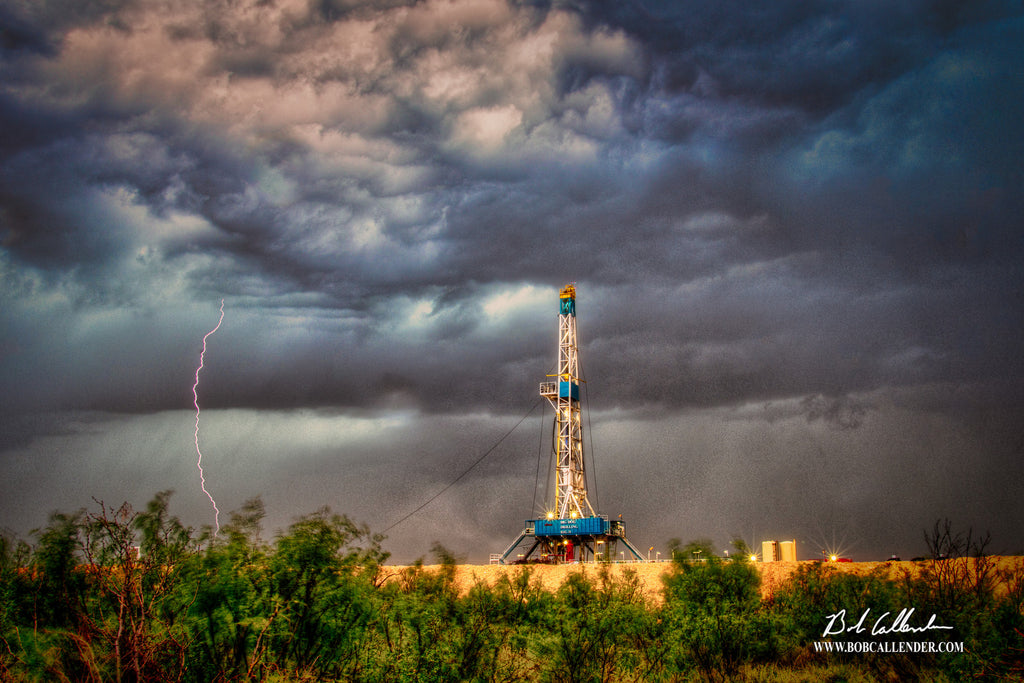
[2,501,1020,682]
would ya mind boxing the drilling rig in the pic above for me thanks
[497,284,644,564]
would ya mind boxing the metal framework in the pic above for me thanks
[538,284,595,520]
[498,284,644,564]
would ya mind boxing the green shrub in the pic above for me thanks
[661,556,778,681]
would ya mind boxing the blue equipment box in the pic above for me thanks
[531,516,609,536]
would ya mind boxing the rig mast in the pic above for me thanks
[539,284,595,520]
[496,284,644,564]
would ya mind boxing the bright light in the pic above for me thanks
[830,554,838,562]
[749,554,757,562]
[546,511,555,519]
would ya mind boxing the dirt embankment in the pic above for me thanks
[379,557,1024,604]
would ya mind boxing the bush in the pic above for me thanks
[661,556,778,681]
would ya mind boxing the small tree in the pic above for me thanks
[178,497,271,681]
[669,537,716,564]
[263,508,383,678]
[662,556,775,681]
[80,494,196,683]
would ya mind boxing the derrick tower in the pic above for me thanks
[539,284,595,520]
[496,284,644,565]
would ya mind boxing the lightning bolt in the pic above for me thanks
[193,299,225,534]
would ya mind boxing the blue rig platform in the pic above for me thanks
[498,516,645,564]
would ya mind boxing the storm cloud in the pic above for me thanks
[2,0,1022,561]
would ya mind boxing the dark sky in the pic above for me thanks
[2,0,1022,563]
